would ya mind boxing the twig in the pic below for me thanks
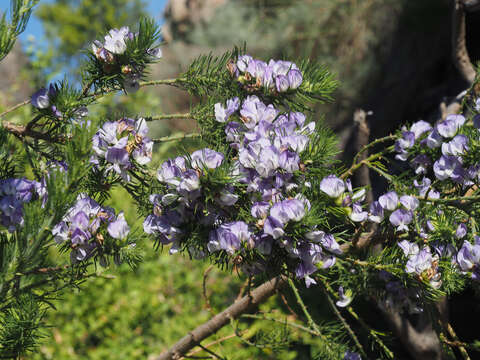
[140,78,184,87]
[242,313,319,336]
[352,134,396,165]
[196,344,225,360]
[322,286,367,359]
[202,266,213,313]
[320,278,394,359]
[446,322,471,360]
[0,99,30,119]
[147,113,192,121]
[287,278,320,334]
[184,333,239,359]
[341,145,394,179]
[155,275,287,360]
[153,133,201,143]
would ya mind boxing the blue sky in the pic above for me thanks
[1,0,168,46]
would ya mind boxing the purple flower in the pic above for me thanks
[0,178,45,232]
[177,169,200,193]
[240,96,262,129]
[279,150,300,172]
[251,201,270,218]
[191,148,224,170]
[350,203,368,222]
[411,155,431,174]
[368,201,384,223]
[336,286,352,307]
[398,240,419,257]
[103,26,132,54]
[270,199,306,224]
[456,223,467,239]
[437,114,465,138]
[389,209,413,231]
[433,155,462,180]
[425,129,442,148]
[256,146,280,178]
[320,175,345,198]
[395,131,415,153]
[31,88,50,109]
[457,238,480,272]
[400,195,419,211]
[287,69,302,89]
[410,120,432,139]
[216,188,238,206]
[405,248,433,275]
[52,194,129,263]
[91,118,152,181]
[236,55,253,72]
[473,114,480,129]
[146,47,162,59]
[319,233,342,255]
[378,191,398,211]
[441,134,468,156]
[344,351,361,360]
[209,221,252,255]
[214,97,240,122]
[263,216,285,239]
[275,75,290,92]
[107,212,130,239]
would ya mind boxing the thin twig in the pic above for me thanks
[196,344,225,360]
[352,134,396,165]
[242,313,319,336]
[147,113,192,121]
[184,333,239,359]
[341,145,395,179]
[322,287,367,358]
[202,266,213,313]
[152,133,201,143]
[0,99,30,119]
[287,278,320,334]
[446,322,471,360]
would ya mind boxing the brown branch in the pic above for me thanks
[452,0,476,84]
[0,99,30,119]
[2,121,64,143]
[155,275,287,360]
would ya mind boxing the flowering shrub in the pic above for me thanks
[2,11,480,360]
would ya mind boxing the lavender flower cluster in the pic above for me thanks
[394,114,479,186]
[52,194,130,263]
[145,95,342,286]
[92,26,162,92]
[0,178,45,232]
[228,55,303,93]
[91,117,153,182]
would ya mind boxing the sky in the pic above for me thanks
[1,0,168,47]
